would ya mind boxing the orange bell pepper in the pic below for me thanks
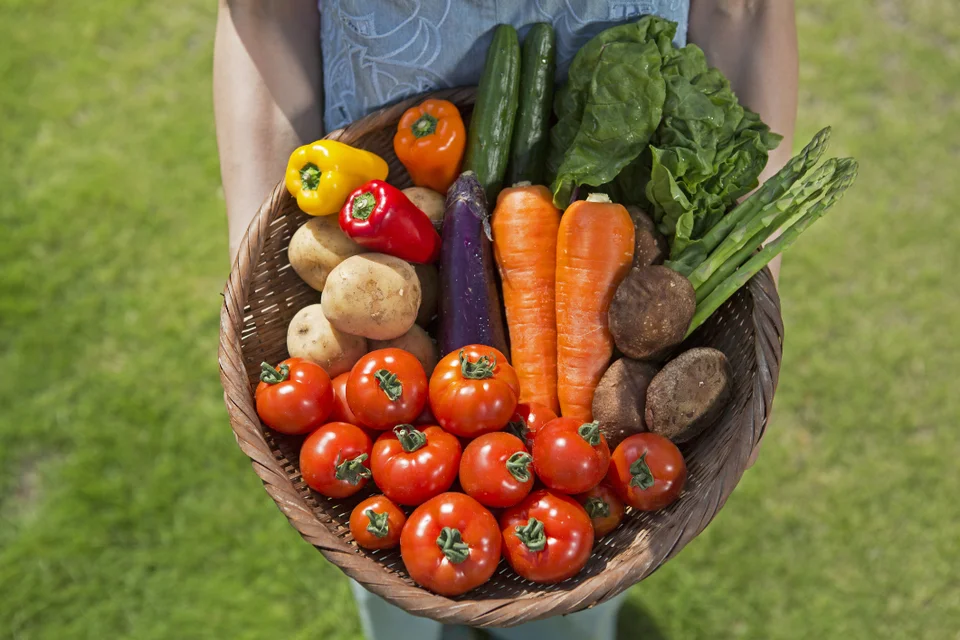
[393,99,466,194]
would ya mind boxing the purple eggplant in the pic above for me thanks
[438,171,509,356]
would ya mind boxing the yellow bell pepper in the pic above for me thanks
[284,140,389,216]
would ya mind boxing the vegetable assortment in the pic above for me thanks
[267,15,857,596]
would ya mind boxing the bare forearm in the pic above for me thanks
[214,0,323,260]
[689,0,798,283]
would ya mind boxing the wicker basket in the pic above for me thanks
[218,87,783,627]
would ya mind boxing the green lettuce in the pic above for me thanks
[547,16,781,258]
[546,16,676,207]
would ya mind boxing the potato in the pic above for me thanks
[322,253,421,340]
[403,187,445,231]
[286,304,367,376]
[370,324,440,375]
[593,358,659,450]
[645,347,732,443]
[288,216,367,292]
[413,263,439,326]
[627,206,668,267]
[609,265,696,361]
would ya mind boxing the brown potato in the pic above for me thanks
[592,358,659,450]
[286,304,368,377]
[626,206,668,267]
[645,347,732,443]
[322,253,421,340]
[609,265,696,361]
[402,187,445,231]
[413,263,439,327]
[287,216,366,292]
[370,324,440,375]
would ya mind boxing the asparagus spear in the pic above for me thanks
[685,159,859,337]
[666,127,832,276]
[687,158,841,291]
[693,159,858,303]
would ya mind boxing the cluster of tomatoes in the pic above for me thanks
[255,344,687,597]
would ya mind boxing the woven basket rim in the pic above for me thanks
[218,86,784,627]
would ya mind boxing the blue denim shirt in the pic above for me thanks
[320,0,690,131]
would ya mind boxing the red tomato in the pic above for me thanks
[255,358,334,434]
[575,483,625,538]
[347,349,428,430]
[459,432,534,508]
[299,422,373,498]
[429,345,520,438]
[607,433,686,511]
[499,489,594,584]
[371,425,461,506]
[532,418,610,494]
[400,492,501,596]
[349,495,407,550]
[505,402,558,449]
[329,372,362,425]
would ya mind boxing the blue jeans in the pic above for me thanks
[350,580,628,640]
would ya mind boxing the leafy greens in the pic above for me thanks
[547,16,782,259]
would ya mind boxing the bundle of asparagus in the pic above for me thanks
[664,127,859,336]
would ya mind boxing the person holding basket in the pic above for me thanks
[214,2,797,639]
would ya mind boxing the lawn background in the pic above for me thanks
[1,1,958,638]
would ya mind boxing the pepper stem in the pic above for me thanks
[411,113,438,138]
[505,452,533,483]
[334,452,371,485]
[459,350,497,380]
[436,527,470,564]
[514,517,547,552]
[585,192,612,203]
[365,509,390,538]
[351,192,376,221]
[505,419,527,442]
[578,421,601,446]
[629,453,655,490]
[374,369,403,401]
[583,496,610,519]
[394,425,427,453]
[259,362,290,385]
[300,163,321,191]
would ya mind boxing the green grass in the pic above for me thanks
[1,1,957,638]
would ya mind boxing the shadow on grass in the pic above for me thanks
[617,598,668,640]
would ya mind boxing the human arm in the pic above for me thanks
[689,0,798,466]
[214,0,324,261]
[689,0,798,285]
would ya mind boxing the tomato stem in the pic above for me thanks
[629,453,655,490]
[583,496,610,519]
[436,527,470,564]
[505,451,533,483]
[333,452,371,485]
[514,517,546,552]
[458,350,497,380]
[394,425,427,453]
[259,361,290,385]
[374,369,403,401]
[505,419,527,442]
[365,509,390,538]
[577,421,601,446]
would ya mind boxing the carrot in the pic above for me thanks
[492,183,562,413]
[555,193,635,421]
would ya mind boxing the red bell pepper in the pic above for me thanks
[339,180,442,264]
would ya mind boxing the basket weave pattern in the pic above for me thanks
[218,87,783,627]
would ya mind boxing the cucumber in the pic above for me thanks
[463,24,521,204]
[506,23,556,186]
